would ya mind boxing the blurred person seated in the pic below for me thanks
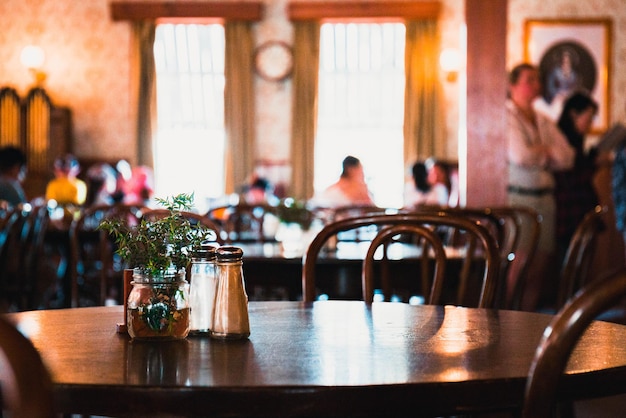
[85,163,118,206]
[403,160,430,208]
[0,146,27,207]
[242,175,279,206]
[424,157,450,206]
[115,159,154,206]
[45,154,87,206]
[309,155,375,208]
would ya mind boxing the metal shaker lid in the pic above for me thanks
[193,243,218,261]
[216,245,244,261]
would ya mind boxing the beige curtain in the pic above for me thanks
[290,21,320,200]
[132,21,156,167]
[403,19,443,165]
[224,21,255,194]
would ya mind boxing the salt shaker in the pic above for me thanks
[188,244,218,335]
[211,246,250,340]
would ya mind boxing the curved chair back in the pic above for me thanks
[69,203,147,307]
[491,206,542,310]
[412,205,543,310]
[362,224,447,304]
[523,268,626,418]
[206,203,280,243]
[556,205,606,310]
[0,205,49,311]
[0,316,55,418]
[302,212,500,307]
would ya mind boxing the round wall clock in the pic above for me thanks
[254,41,294,82]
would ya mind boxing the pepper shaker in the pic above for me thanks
[211,246,250,340]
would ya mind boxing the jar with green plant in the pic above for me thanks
[99,193,216,340]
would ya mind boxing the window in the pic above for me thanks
[315,22,405,208]
[153,23,225,213]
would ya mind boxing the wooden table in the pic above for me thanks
[6,302,626,417]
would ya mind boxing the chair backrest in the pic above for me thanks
[0,204,49,311]
[326,205,394,242]
[523,268,626,418]
[490,206,542,310]
[69,203,147,307]
[362,223,447,304]
[412,205,543,310]
[206,203,280,243]
[142,209,223,245]
[409,205,511,304]
[0,316,55,418]
[302,212,500,307]
[555,205,606,310]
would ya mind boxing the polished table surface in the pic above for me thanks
[6,302,626,417]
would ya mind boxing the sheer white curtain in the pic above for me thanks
[315,23,406,208]
[153,23,226,213]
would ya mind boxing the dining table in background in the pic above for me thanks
[238,240,470,301]
[6,301,626,417]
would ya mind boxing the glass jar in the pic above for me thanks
[189,244,218,335]
[211,246,250,340]
[127,268,190,340]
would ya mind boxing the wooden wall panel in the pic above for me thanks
[465,0,508,207]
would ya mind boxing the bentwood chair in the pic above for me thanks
[555,205,607,310]
[206,202,281,243]
[412,205,542,310]
[362,223,447,304]
[302,212,500,307]
[69,203,147,307]
[0,204,49,311]
[523,268,626,418]
[494,206,542,310]
[324,204,394,242]
[0,316,55,418]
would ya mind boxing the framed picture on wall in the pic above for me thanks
[524,19,612,133]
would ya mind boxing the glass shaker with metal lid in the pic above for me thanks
[211,246,250,340]
[188,243,218,335]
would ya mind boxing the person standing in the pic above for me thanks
[506,63,575,311]
[0,146,27,207]
[554,92,601,263]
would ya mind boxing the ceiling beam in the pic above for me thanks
[110,1,264,21]
[288,1,441,20]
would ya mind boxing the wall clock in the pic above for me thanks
[254,41,294,82]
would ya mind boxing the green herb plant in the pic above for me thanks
[100,193,215,336]
[276,197,314,230]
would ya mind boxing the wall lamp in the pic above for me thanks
[20,45,47,86]
[439,48,462,83]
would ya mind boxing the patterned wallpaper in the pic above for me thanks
[0,0,131,161]
[0,0,623,166]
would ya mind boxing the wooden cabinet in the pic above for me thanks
[0,86,72,200]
